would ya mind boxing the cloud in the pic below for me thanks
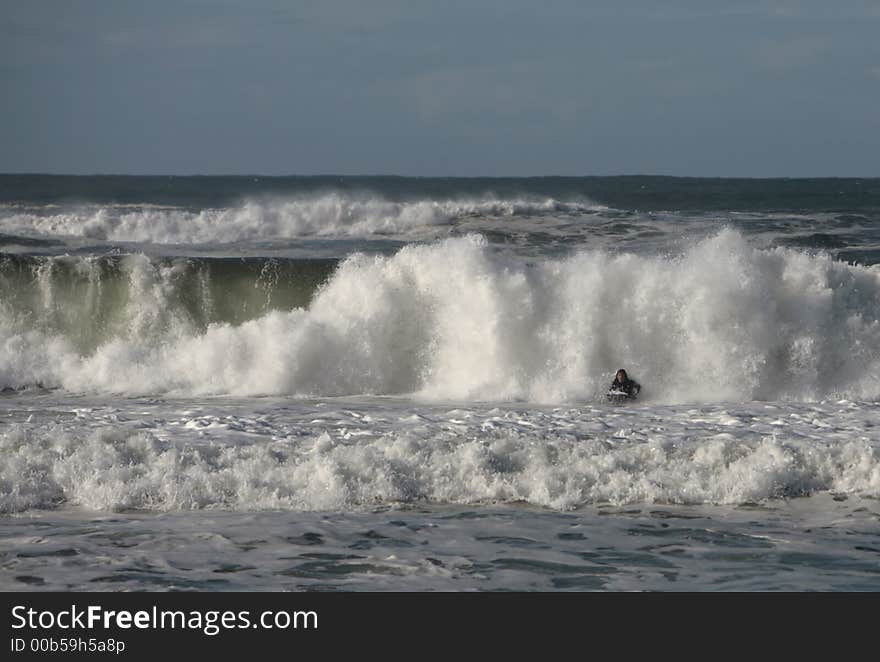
[751,37,830,72]
[102,22,238,50]
[401,62,590,130]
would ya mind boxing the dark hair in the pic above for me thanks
[616,369,627,378]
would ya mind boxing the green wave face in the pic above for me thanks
[0,254,337,354]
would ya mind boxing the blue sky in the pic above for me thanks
[2,0,879,176]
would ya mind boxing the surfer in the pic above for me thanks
[608,368,640,400]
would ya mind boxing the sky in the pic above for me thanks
[2,0,879,176]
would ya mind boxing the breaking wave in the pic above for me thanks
[2,413,878,513]
[2,230,880,402]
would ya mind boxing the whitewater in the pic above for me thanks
[1,176,879,591]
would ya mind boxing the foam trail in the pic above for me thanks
[2,230,880,402]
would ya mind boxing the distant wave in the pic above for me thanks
[3,230,880,403]
[0,194,603,244]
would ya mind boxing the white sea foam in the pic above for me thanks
[1,398,878,513]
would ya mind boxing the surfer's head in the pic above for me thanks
[616,369,627,382]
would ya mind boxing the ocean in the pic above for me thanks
[1,174,879,591]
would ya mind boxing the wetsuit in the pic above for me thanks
[609,378,640,399]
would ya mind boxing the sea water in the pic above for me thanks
[1,175,879,591]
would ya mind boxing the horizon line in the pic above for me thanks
[1,172,878,180]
